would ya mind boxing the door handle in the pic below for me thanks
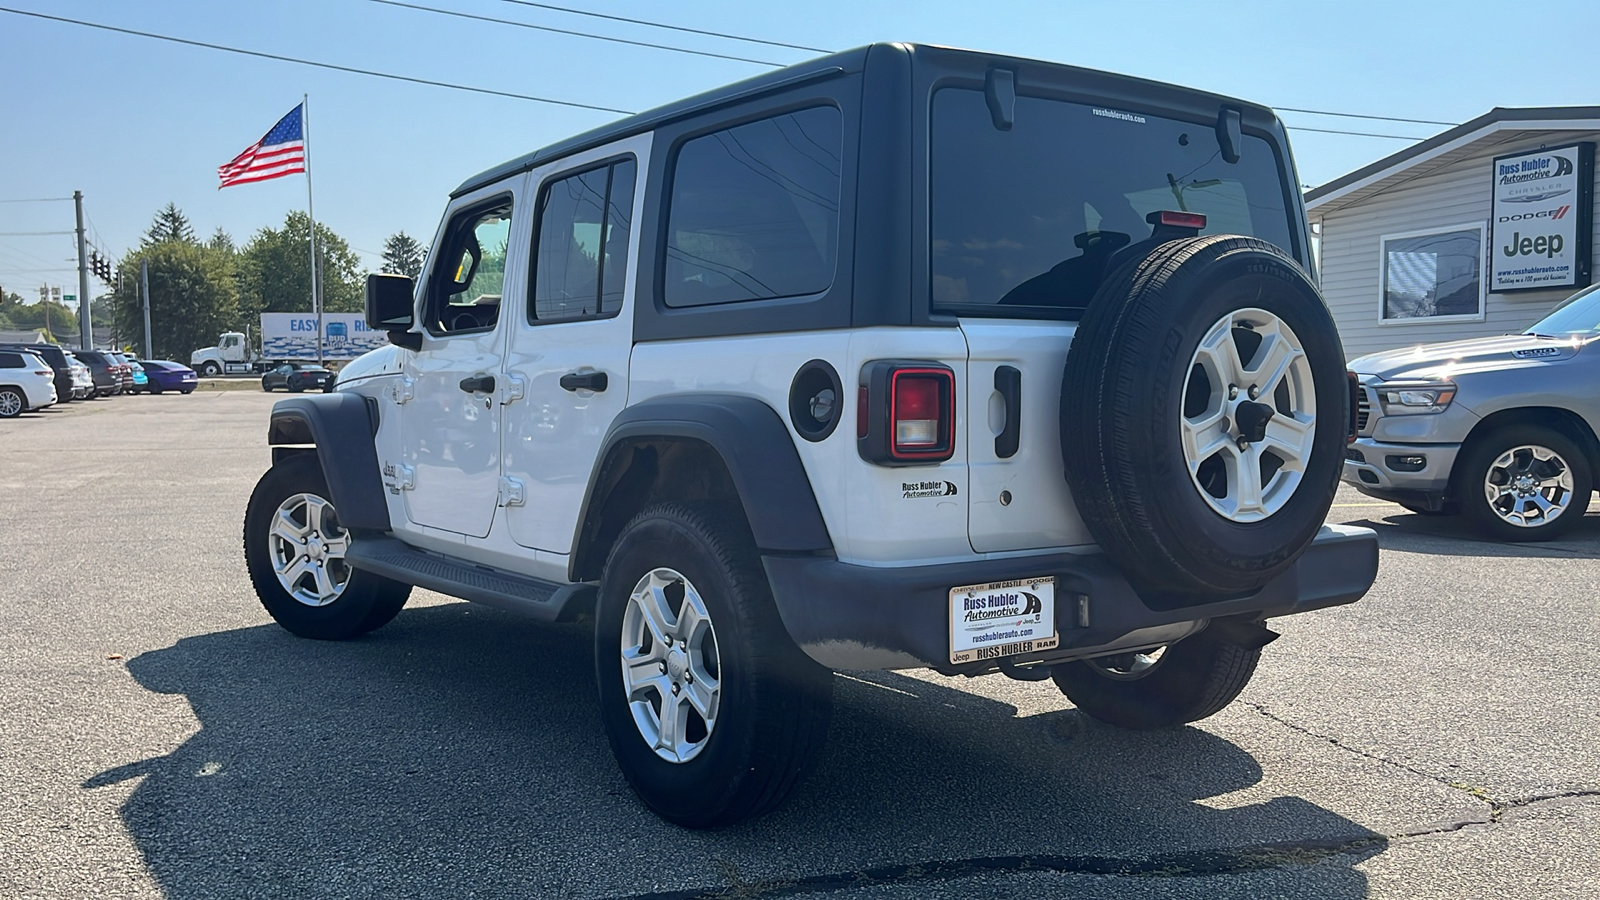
[559,371,608,392]
[994,365,1021,459]
[458,373,495,394]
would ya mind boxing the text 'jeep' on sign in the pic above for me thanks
[241,43,1378,828]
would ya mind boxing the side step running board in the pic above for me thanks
[345,534,594,623]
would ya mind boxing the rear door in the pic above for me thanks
[501,139,645,553]
[928,84,1300,553]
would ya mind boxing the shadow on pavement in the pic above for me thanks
[1348,509,1600,559]
[87,603,1382,899]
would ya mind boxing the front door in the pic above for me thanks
[502,145,644,553]
[399,188,521,538]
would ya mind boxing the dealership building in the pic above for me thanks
[1304,106,1599,359]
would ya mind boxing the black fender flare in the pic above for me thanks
[571,394,833,580]
[267,393,391,532]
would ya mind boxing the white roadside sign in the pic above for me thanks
[1490,143,1593,293]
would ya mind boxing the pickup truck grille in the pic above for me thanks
[1355,389,1370,432]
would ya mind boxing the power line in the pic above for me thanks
[0,6,634,114]
[1277,107,1457,127]
[496,0,829,53]
[0,197,72,203]
[371,0,786,67]
[0,231,74,236]
[1286,125,1426,141]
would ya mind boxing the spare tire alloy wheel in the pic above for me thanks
[1061,235,1347,596]
[621,567,721,763]
[1181,309,1317,522]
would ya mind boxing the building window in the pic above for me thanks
[1379,224,1486,323]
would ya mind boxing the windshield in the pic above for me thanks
[1527,284,1600,336]
[930,89,1296,318]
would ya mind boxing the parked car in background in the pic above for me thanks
[137,360,199,394]
[0,342,75,404]
[1346,282,1600,540]
[260,362,333,393]
[105,352,136,393]
[0,349,58,417]
[63,353,93,399]
[72,350,122,397]
[123,358,150,393]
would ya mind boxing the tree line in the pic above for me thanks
[79,203,427,361]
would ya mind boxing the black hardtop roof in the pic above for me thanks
[452,42,1277,198]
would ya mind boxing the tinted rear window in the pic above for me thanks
[930,89,1296,317]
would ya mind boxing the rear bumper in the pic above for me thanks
[763,524,1378,673]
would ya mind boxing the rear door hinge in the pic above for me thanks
[389,376,416,405]
[382,462,416,493]
[498,373,526,406]
[497,476,526,507]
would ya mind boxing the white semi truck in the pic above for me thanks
[190,312,387,375]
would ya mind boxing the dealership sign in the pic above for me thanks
[1490,143,1593,293]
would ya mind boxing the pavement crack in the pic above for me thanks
[602,836,1391,900]
[1244,701,1451,787]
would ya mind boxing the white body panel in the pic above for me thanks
[501,135,650,553]
[958,319,1094,552]
[9,353,57,409]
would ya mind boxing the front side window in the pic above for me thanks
[664,106,842,308]
[531,158,638,322]
[426,197,513,335]
[931,89,1296,317]
[1380,225,1485,323]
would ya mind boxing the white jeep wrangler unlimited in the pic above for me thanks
[244,44,1379,827]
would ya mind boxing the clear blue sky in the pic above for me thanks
[2,0,1596,302]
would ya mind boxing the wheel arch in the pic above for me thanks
[1452,405,1600,492]
[267,393,391,532]
[569,394,833,583]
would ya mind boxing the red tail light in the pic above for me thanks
[35,369,52,376]
[858,362,956,464]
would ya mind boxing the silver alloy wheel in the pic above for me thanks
[620,567,722,764]
[1180,308,1317,522]
[1483,444,1575,528]
[266,492,351,607]
[0,389,22,417]
[1089,646,1167,681]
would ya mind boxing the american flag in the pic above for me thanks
[218,104,306,188]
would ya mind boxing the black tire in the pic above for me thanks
[243,453,411,639]
[1061,235,1347,596]
[1453,424,1593,542]
[595,502,833,828]
[1051,625,1261,729]
[149,384,163,394]
[0,387,24,418]
[180,388,193,394]
[261,380,273,392]
[288,384,304,393]
[199,362,221,377]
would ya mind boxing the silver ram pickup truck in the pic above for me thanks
[1345,283,1600,540]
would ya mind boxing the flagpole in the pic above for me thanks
[302,93,323,366]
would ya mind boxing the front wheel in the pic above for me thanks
[198,361,221,377]
[595,503,833,828]
[1051,625,1262,729]
[243,453,411,639]
[1454,425,1592,541]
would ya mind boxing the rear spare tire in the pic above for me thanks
[1061,235,1346,597]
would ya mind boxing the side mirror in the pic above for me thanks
[365,273,421,350]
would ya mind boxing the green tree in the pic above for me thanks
[381,231,425,280]
[237,211,363,322]
[0,290,77,339]
[207,227,236,255]
[111,240,238,362]
[144,203,197,246]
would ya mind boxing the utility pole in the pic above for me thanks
[74,191,91,350]
[140,260,153,359]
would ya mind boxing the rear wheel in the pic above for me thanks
[243,453,411,639]
[1454,425,1592,541]
[1051,625,1262,729]
[1061,235,1347,596]
[0,387,24,418]
[595,502,833,828]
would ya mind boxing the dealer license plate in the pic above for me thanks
[949,576,1058,665]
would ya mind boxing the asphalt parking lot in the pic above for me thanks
[2,392,1597,899]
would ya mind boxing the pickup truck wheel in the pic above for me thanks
[1454,425,1592,541]
[243,454,411,640]
[1061,235,1347,596]
[595,502,833,828]
[1051,626,1260,729]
